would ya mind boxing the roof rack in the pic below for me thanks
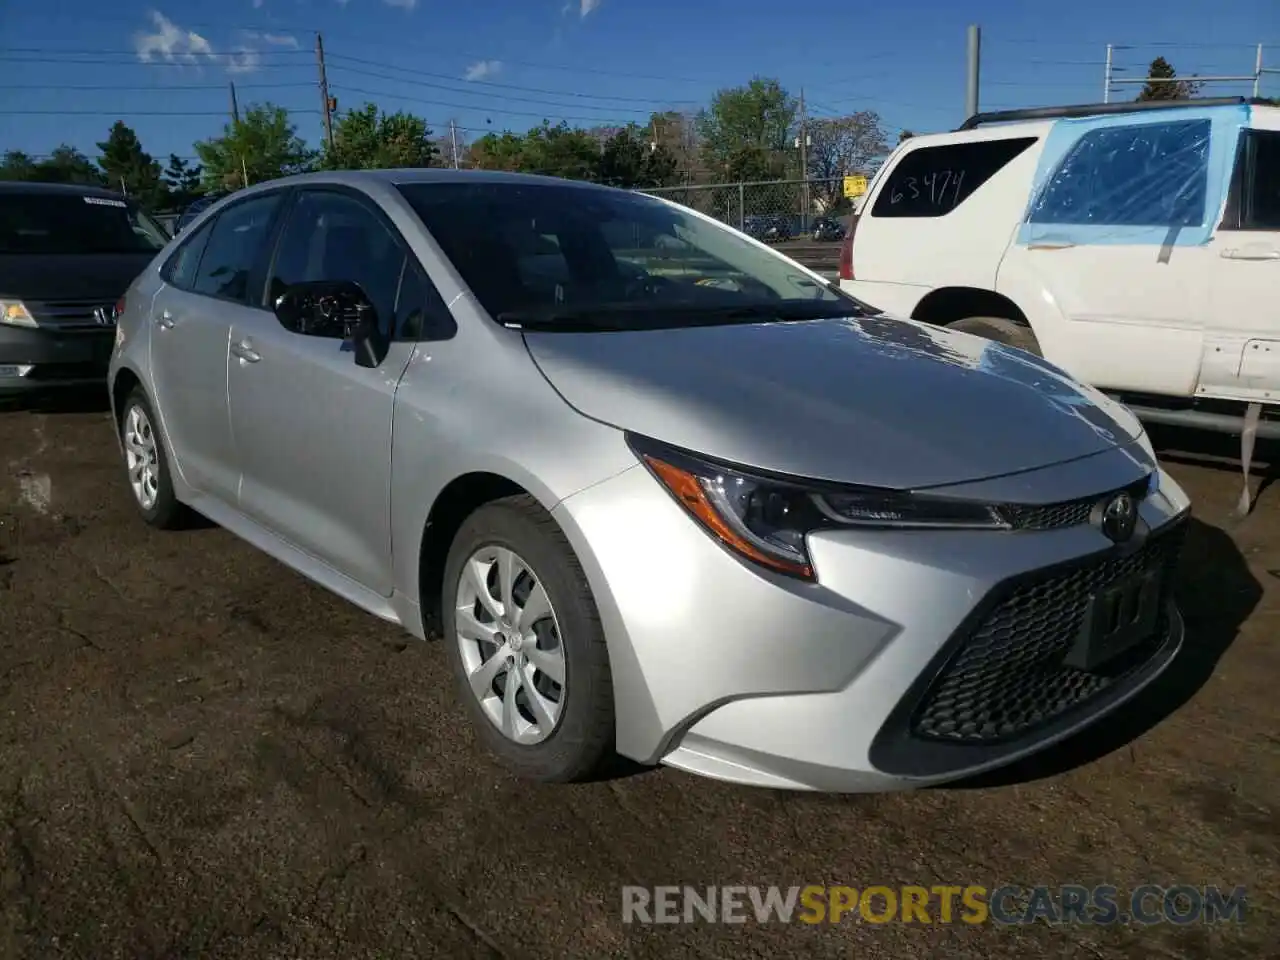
[956,97,1263,131]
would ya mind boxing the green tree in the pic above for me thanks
[697,78,797,182]
[194,104,315,191]
[1136,57,1202,101]
[97,121,164,208]
[597,125,678,188]
[162,154,204,209]
[322,103,440,170]
[0,150,39,181]
[520,122,603,180]
[806,112,888,208]
[467,131,532,172]
[33,146,105,186]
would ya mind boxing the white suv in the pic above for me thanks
[839,97,1279,497]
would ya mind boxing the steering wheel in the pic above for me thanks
[622,274,676,301]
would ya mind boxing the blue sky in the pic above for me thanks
[0,0,1275,168]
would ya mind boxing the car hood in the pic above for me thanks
[0,253,156,302]
[523,313,1142,490]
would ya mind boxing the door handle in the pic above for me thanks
[1220,248,1280,261]
[155,311,175,329]
[230,339,261,363]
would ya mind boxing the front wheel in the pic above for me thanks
[442,495,615,783]
[119,388,188,529]
[947,316,1043,356]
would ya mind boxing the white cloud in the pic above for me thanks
[252,0,264,8]
[134,14,299,76]
[464,59,501,81]
[580,0,601,16]
[383,0,417,8]
[134,11,216,66]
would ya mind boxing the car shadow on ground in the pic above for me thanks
[0,386,111,415]
[948,513,1260,790]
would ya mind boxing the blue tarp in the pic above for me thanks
[1016,103,1251,248]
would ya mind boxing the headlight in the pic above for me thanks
[0,299,36,328]
[628,434,1009,581]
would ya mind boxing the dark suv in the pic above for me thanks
[0,182,169,394]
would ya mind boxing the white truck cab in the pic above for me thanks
[840,97,1280,508]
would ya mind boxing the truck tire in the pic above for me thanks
[947,316,1042,357]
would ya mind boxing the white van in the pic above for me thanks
[839,97,1279,505]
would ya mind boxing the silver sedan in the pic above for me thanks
[108,169,1191,792]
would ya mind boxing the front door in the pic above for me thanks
[227,188,415,594]
[1198,121,1280,401]
[147,193,283,501]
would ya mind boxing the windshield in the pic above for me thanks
[396,181,865,330]
[0,193,170,255]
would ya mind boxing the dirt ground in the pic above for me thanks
[0,393,1276,960]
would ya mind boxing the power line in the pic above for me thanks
[330,84,646,126]
[0,108,321,116]
[0,81,315,91]
[325,55,702,106]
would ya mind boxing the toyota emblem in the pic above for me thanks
[1098,492,1137,544]
[93,305,118,327]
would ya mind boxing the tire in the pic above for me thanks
[947,315,1043,356]
[118,387,188,529]
[442,494,615,783]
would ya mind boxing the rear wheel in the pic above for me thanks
[442,494,615,783]
[947,316,1042,356]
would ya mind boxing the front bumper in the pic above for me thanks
[552,443,1191,793]
[0,322,114,392]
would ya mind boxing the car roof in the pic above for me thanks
[239,167,626,195]
[0,181,132,201]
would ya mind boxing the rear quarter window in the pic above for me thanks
[870,137,1037,218]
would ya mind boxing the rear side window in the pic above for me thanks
[871,137,1036,218]
[192,193,282,304]
[1240,130,1280,230]
[1028,119,1210,229]
[163,218,214,291]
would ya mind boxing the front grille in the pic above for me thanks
[28,300,113,330]
[1001,475,1152,531]
[911,521,1185,744]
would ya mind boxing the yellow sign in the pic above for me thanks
[843,175,868,198]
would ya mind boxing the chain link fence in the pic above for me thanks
[637,177,858,240]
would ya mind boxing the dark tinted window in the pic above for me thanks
[268,190,405,337]
[394,261,456,341]
[1243,130,1280,230]
[163,218,214,290]
[0,192,169,255]
[1028,119,1210,228]
[397,181,858,330]
[192,193,281,303]
[871,137,1037,218]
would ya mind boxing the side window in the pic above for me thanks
[268,190,405,338]
[191,193,282,303]
[871,137,1036,218]
[1242,131,1280,231]
[394,261,457,341]
[162,217,214,291]
[1028,119,1211,229]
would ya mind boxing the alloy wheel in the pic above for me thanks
[123,404,160,511]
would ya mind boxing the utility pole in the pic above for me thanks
[1104,43,1113,102]
[965,25,981,119]
[797,87,809,229]
[1255,43,1264,98]
[449,119,460,169]
[229,81,240,125]
[316,33,334,151]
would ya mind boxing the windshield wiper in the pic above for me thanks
[499,299,863,332]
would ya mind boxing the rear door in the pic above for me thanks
[226,186,419,593]
[147,191,285,501]
[1197,117,1280,402]
[996,110,1241,395]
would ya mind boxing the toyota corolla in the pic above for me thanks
[108,169,1190,792]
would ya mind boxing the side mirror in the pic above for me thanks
[272,280,388,366]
